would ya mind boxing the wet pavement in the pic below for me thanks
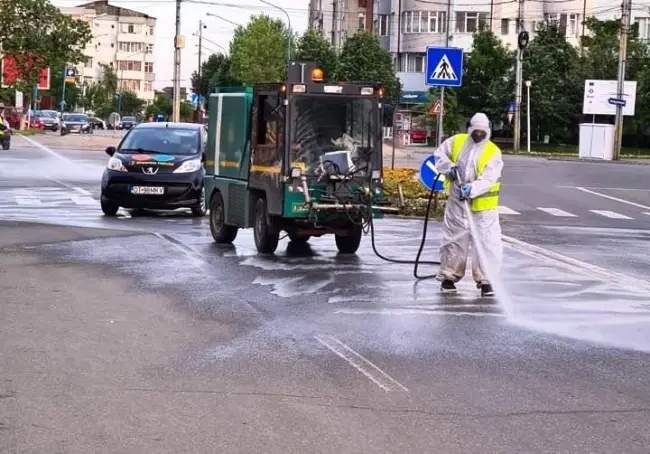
[2,135,650,452]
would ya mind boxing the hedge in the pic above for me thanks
[382,167,447,218]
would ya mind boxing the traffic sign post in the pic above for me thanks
[429,99,444,116]
[425,47,464,148]
[507,101,515,124]
[425,47,464,88]
[419,155,446,192]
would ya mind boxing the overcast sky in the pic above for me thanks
[52,0,309,91]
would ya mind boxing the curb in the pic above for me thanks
[546,156,650,165]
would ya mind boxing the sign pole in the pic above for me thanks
[437,0,452,147]
[60,67,67,114]
[613,0,632,161]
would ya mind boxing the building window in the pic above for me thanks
[122,79,141,91]
[119,23,143,34]
[119,42,144,53]
[401,11,446,33]
[407,53,425,72]
[146,44,153,54]
[84,57,93,68]
[149,26,154,35]
[144,82,153,92]
[635,17,650,40]
[378,14,389,36]
[144,62,153,73]
[455,12,488,33]
[501,18,509,35]
[568,14,579,36]
[358,12,366,30]
[118,61,142,71]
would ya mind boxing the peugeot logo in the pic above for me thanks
[142,167,158,175]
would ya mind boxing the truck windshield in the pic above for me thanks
[290,96,377,175]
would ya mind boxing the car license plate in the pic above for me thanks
[131,186,164,195]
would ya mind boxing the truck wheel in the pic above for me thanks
[2,141,9,150]
[209,191,237,243]
[100,196,119,216]
[288,232,310,243]
[335,224,363,254]
[253,197,279,253]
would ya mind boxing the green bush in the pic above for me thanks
[383,167,446,217]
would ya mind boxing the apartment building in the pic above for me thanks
[310,0,650,105]
[59,0,156,102]
[309,0,374,51]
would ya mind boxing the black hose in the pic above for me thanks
[368,172,442,280]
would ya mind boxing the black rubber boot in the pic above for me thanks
[481,283,495,297]
[441,280,458,293]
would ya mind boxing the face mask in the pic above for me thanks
[471,130,486,143]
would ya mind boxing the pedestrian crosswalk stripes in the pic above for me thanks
[536,207,577,217]
[497,205,639,220]
[589,210,633,219]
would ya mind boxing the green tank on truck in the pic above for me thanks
[204,61,398,255]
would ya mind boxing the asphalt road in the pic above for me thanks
[1,135,650,452]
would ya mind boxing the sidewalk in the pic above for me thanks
[19,131,123,151]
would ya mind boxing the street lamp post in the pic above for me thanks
[259,0,291,62]
[525,80,531,153]
[205,12,240,27]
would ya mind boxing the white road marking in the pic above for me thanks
[15,197,42,205]
[334,308,501,317]
[644,212,650,216]
[314,334,408,392]
[558,185,650,192]
[536,207,577,217]
[590,210,633,219]
[501,234,650,293]
[576,186,650,210]
[498,205,520,215]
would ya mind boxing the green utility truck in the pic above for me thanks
[203,61,398,254]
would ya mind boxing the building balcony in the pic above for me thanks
[117,32,155,45]
[144,72,155,82]
[116,50,148,61]
[118,69,143,80]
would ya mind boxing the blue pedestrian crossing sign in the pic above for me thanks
[425,47,463,87]
[419,155,446,192]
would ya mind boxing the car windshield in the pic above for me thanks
[37,111,56,118]
[122,116,136,122]
[64,115,88,122]
[289,96,377,175]
[119,127,200,155]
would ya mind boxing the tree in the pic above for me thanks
[119,91,145,116]
[229,14,293,84]
[335,30,398,104]
[0,0,92,93]
[457,27,515,123]
[295,28,338,81]
[522,22,583,143]
[190,53,239,99]
[414,88,464,139]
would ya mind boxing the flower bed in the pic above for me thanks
[382,167,447,218]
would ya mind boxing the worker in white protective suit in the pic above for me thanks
[433,112,504,297]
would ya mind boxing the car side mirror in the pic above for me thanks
[105,146,116,157]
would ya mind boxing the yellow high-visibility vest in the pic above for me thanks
[442,133,501,212]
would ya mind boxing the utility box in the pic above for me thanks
[578,123,615,160]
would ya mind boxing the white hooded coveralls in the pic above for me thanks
[433,113,504,284]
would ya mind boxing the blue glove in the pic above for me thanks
[460,183,472,200]
[447,166,458,181]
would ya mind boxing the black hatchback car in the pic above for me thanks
[100,122,207,216]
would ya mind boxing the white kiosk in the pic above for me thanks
[580,80,636,160]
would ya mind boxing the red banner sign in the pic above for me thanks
[1,55,50,90]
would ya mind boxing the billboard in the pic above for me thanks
[1,55,51,90]
[583,80,636,116]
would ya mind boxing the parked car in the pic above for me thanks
[89,117,106,130]
[100,122,207,217]
[34,110,58,131]
[410,129,427,144]
[3,107,22,130]
[61,113,92,135]
[118,116,137,130]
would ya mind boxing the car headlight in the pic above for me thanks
[173,159,201,173]
[107,156,127,172]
